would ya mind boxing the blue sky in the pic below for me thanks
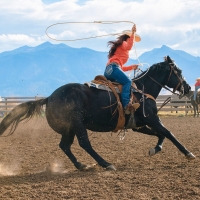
[0,0,200,57]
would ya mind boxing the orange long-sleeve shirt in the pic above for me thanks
[106,35,134,72]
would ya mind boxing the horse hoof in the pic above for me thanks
[106,165,116,171]
[78,164,88,170]
[149,148,156,156]
[186,152,196,160]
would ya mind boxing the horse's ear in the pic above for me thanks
[167,56,175,63]
[167,55,171,61]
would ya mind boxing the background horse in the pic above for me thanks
[0,56,195,171]
[184,91,200,117]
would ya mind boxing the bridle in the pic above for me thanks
[165,61,185,95]
[135,59,186,114]
[165,58,184,96]
[142,59,185,96]
[155,60,186,112]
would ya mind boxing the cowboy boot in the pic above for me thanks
[124,102,140,114]
[131,93,140,110]
[132,102,140,110]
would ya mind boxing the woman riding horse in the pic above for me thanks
[104,24,140,114]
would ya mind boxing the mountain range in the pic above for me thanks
[0,42,199,96]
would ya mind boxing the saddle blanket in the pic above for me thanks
[85,82,138,93]
[85,82,121,93]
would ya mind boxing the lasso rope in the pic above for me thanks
[45,20,149,78]
[45,21,135,41]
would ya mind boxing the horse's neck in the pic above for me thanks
[135,74,165,99]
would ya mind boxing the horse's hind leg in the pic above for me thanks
[59,131,87,170]
[73,121,115,170]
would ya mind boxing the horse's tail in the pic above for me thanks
[0,98,48,136]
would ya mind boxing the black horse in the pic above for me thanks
[184,91,200,117]
[0,56,195,170]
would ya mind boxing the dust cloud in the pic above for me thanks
[0,162,20,176]
[47,160,68,174]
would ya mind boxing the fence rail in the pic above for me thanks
[156,94,192,114]
[0,97,44,117]
[0,94,194,117]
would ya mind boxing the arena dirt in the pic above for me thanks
[0,116,199,199]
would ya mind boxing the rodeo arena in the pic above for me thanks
[0,21,199,200]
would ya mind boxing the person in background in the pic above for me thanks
[194,78,200,102]
[104,24,140,114]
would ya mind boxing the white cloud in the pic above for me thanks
[0,0,200,56]
[0,34,35,43]
[0,34,44,52]
[0,0,44,15]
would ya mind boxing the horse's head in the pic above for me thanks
[165,56,191,98]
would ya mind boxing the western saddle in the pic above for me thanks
[91,75,140,132]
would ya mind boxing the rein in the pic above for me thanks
[157,96,171,112]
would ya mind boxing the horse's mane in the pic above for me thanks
[133,58,182,81]
[133,61,168,81]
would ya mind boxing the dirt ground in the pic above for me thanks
[0,116,199,200]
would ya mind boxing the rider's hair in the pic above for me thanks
[107,34,130,58]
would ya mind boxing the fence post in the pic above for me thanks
[185,96,188,116]
[5,98,7,116]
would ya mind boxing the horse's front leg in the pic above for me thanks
[132,125,165,156]
[147,116,195,160]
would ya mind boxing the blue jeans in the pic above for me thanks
[194,86,200,100]
[104,63,131,108]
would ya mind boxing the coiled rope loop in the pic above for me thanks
[45,20,135,41]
